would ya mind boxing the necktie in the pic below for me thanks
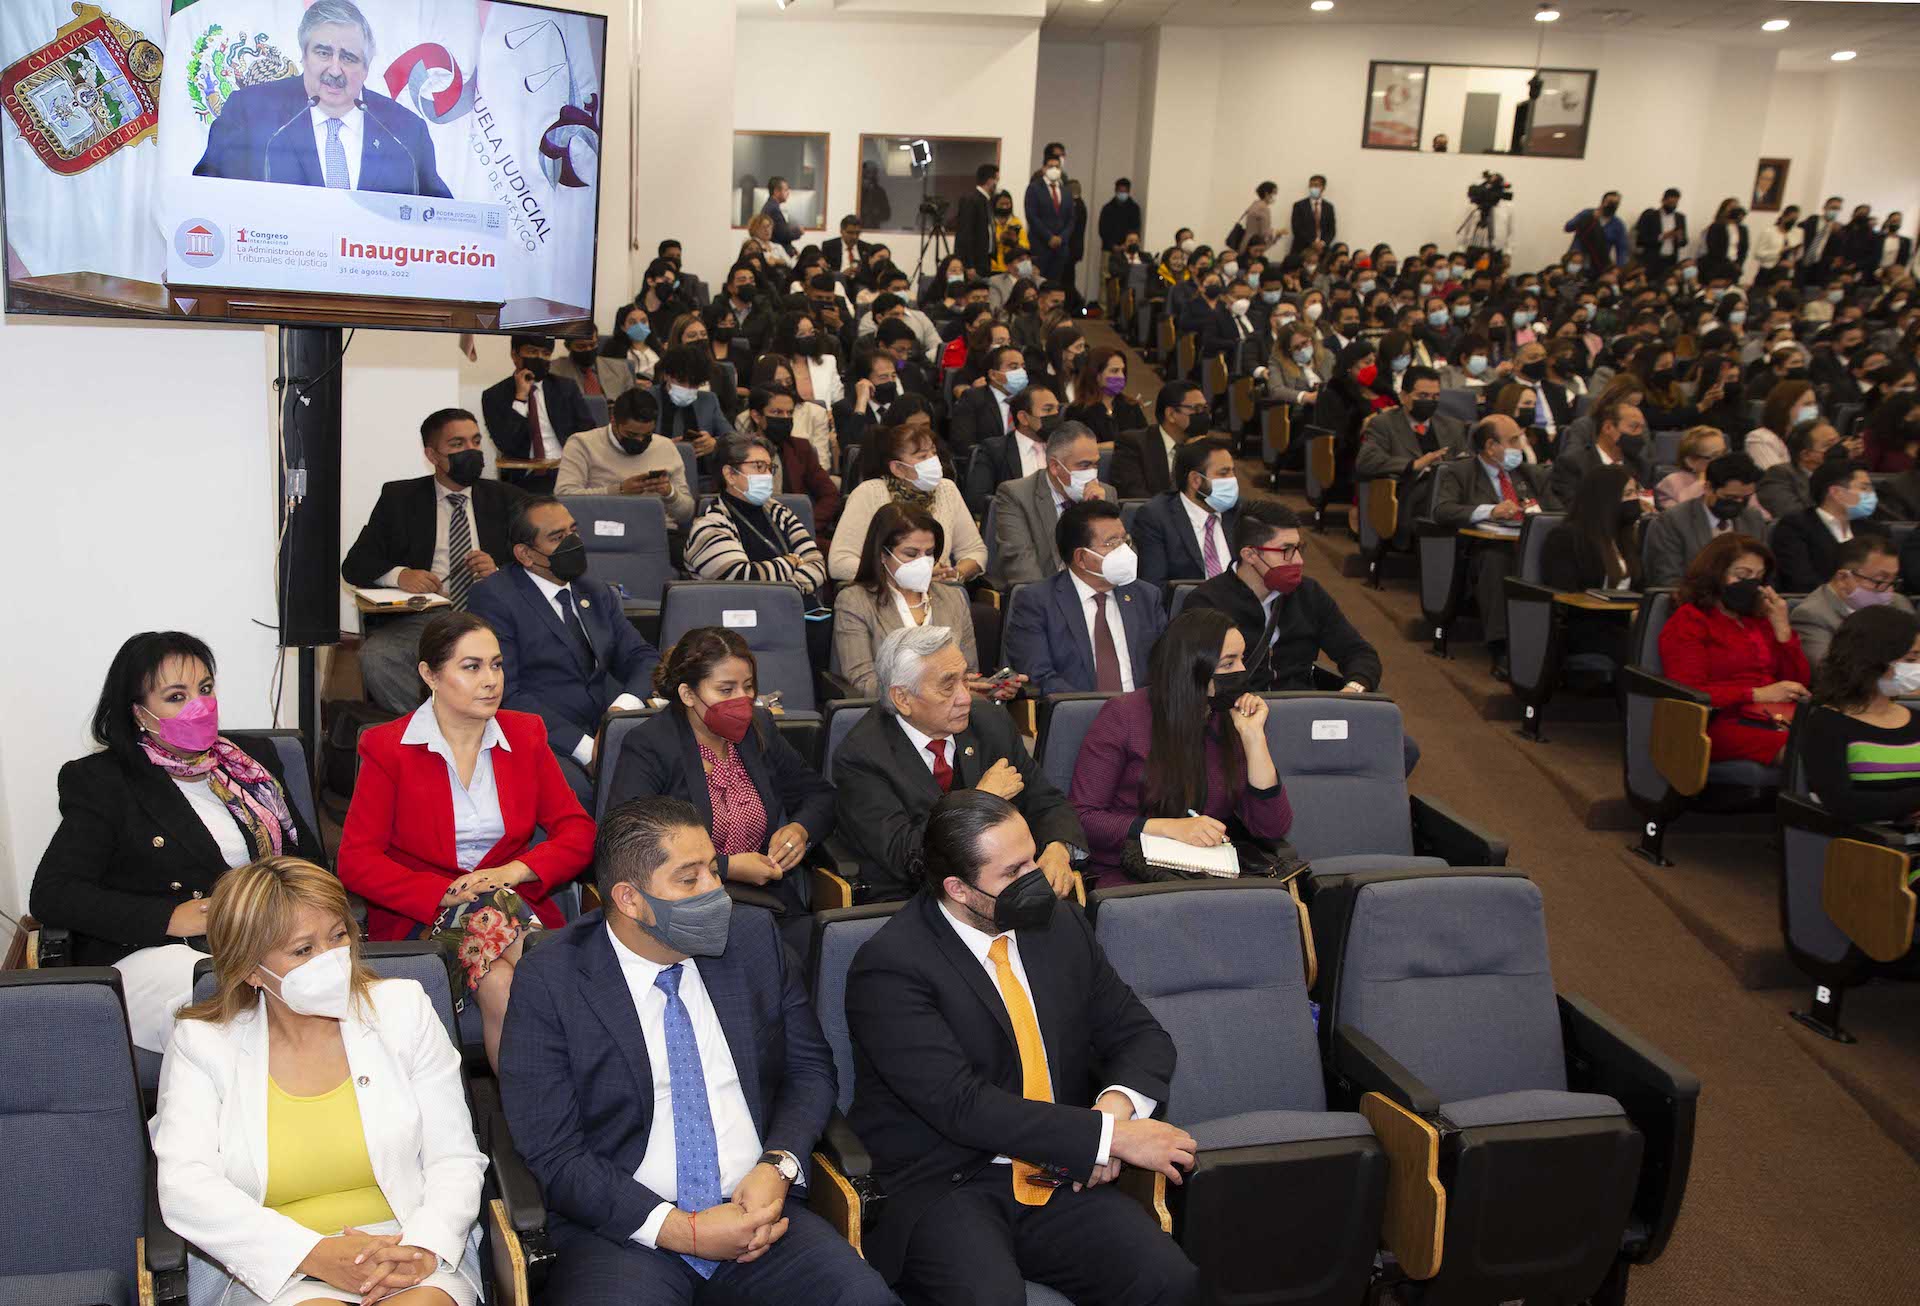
[1051,183,1061,214]
[986,936,1055,1207]
[578,362,603,398]
[556,588,595,666]
[525,385,546,460]
[655,965,722,1278]
[322,117,349,189]
[1092,592,1122,693]
[926,738,953,793]
[1497,469,1519,505]
[445,494,474,610]
[1201,513,1223,577]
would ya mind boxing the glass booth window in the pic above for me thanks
[732,132,828,230]
[856,135,1001,232]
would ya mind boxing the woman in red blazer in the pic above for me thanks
[340,612,595,1070]
[1658,533,1811,767]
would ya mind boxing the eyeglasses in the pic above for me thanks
[1086,535,1134,554]
[1846,569,1899,593]
[1253,543,1303,562]
[737,460,774,474]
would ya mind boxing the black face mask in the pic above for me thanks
[1186,409,1211,437]
[1618,433,1647,460]
[1037,413,1064,438]
[540,533,589,583]
[1709,496,1750,522]
[616,430,654,457]
[995,209,1013,221]
[973,868,1057,932]
[1616,499,1644,528]
[1521,360,1548,381]
[1600,203,1619,217]
[1721,577,1763,614]
[1650,367,1676,386]
[1209,670,1250,712]
[800,336,828,359]
[522,357,550,383]
[443,449,484,487]
[763,416,794,442]
[1408,398,1439,423]
[1785,366,1811,381]
[874,380,902,404]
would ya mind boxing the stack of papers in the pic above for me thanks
[354,588,451,608]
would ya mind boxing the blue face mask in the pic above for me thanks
[1453,303,1472,319]
[1427,310,1449,329]
[625,321,650,344]
[1204,476,1239,512]
[1512,311,1534,328]
[1262,289,1282,304]
[1682,265,1699,281]
[1293,347,1314,366]
[740,473,775,506]
[1501,446,1525,471]
[1729,310,1746,326]
[1467,355,1490,376]
[1002,367,1028,397]
[667,384,698,408]
[1358,278,1377,294]
[1849,489,1879,521]
[1419,282,1434,297]
[1391,355,1411,373]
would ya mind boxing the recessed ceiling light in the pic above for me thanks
[1535,6,1561,21]
[1831,50,1858,61]
[1310,1,1335,11]
[1761,19,1790,31]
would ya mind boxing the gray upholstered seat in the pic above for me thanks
[0,1268,133,1306]
[560,494,673,610]
[1035,694,1117,797]
[1306,853,1447,877]
[1442,1089,1625,1129]
[661,581,815,710]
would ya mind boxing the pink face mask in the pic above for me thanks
[142,695,220,754]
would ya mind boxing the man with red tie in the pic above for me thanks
[1023,148,1077,283]
[1431,416,1561,673]
[1287,174,1337,256]
[831,624,1087,902]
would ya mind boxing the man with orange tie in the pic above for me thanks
[831,625,1086,903]
[845,790,1200,1306]
[482,335,598,494]
[1431,415,1561,675]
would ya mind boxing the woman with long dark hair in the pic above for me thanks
[1542,464,1645,666]
[1804,605,1920,823]
[1068,609,1292,885]
[1064,345,1148,440]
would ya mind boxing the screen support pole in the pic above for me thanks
[277,326,345,777]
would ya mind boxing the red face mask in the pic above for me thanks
[700,694,755,744]
[1263,563,1305,595]
[1355,363,1379,387]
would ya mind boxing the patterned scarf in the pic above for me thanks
[140,736,295,859]
[886,475,936,514]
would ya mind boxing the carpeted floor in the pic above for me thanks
[1081,315,1920,1304]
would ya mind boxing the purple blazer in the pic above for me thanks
[1067,689,1293,883]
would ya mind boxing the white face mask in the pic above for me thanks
[1092,543,1139,588]
[905,455,943,492]
[1305,302,1324,322]
[257,946,353,1021]
[1879,661,1920,698]
[888,549,936,594]
[1229,297,1250,317]
[1058,464,1099,501]
[1179,238,1197,254]
[1045,165,1062,183]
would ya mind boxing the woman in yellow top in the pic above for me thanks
[153,857,485,1306]
[990,191,1025,273]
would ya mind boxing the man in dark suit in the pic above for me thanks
[1354,367,1467,545]
[191,2,449,196]
[467,496,661,803]
[1431,417,1562,669]
[499,798,899,1306]
[955,164,1001,280]
[832,625,1087,902]
[1547,398,1650,508]
[483,336,598,494]
[1799,197,1847,284]
[967,385,1057,516]
[1634,189,1689,277]
[341,408,525,712]
[1024,158,1076,283]
[1771,460,1886,593]
[1288,175,1336,254]
[1133,438,1240,593]
[1098,179,1141,261]
[1004,500,1164,695]
[845,790,1200,1304]
[822,214,876,281]
[1186,502,1382,694]
[1111,382,1204,500]
[1642,453,1768,588]
[951,344,1029,457]
[759,177,804,256]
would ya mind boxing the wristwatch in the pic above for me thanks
[760,1150,802,1183]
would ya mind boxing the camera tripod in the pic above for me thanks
[913,178,953,285]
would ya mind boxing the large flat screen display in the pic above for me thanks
[1,0,606,332]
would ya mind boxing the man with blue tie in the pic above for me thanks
[499,797,900,1306]
[467,496,660,804]
[1004,500,1166,695]
[190,0,450,197]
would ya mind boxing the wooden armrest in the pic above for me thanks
[1358,1092,1445,1281]
[1823,837,1918,962]
[1366,479,1400,542]
[1005,695,1037,737]
[1308,433,1336,488]
[810,1150,865,1255]
[137,1237,152,1306]
[1288,879,1317,989]
[811,864,855,911]
[1115,1165,1172,1234]
[1070,870,1088,908]
[1649,696,1712,797]
[488,1198,531,1306]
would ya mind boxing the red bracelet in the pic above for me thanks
[689,1210,697,1256]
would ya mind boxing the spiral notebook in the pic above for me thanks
[1139,834,1241,879]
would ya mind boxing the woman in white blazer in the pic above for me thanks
[153,857,485,1306]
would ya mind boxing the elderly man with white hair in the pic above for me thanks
[831,624,1086,902]
[192,0,452,196]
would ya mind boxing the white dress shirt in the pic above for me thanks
[897,714,951,778]
[376,483,468,587]
[310,105,363,189]
[994,388,1014,438]
[1016,433,1048,479]
[606,927,767,1249]
[524,570,643,764]
[935,902,1154,1167]
[1816,506,1852,544]
[511,383,559,457]
[173,778,254,869]
[1068,570,1135,692]
[401,701,508,873]
[1466,458,1522,525]
[1178,492,1225,568]
[890,585,932,631]
[1883,235,1905,270]
[1158,426,1179,478]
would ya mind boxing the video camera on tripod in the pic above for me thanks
[1467,171,1513,211]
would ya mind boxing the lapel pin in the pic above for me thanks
[152,835,165,847]
[357,1075,371,1087]
[580,597,592,609]
[963,745,975,758]
[1122,593,1132,602]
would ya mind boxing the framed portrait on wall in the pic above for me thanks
[1752,158,1790,213]
[1363,61,1427,150]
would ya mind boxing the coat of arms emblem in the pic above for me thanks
[0,3,162,175]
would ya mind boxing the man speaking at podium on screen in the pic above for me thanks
[190,0,451,198]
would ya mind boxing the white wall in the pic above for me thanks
[733,14,1039,282]
[0,0,635,917]
[1034,36,1144,301]
[1813,71,1920,229]
[1758,72,1834,216]
[634,0,738,292]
